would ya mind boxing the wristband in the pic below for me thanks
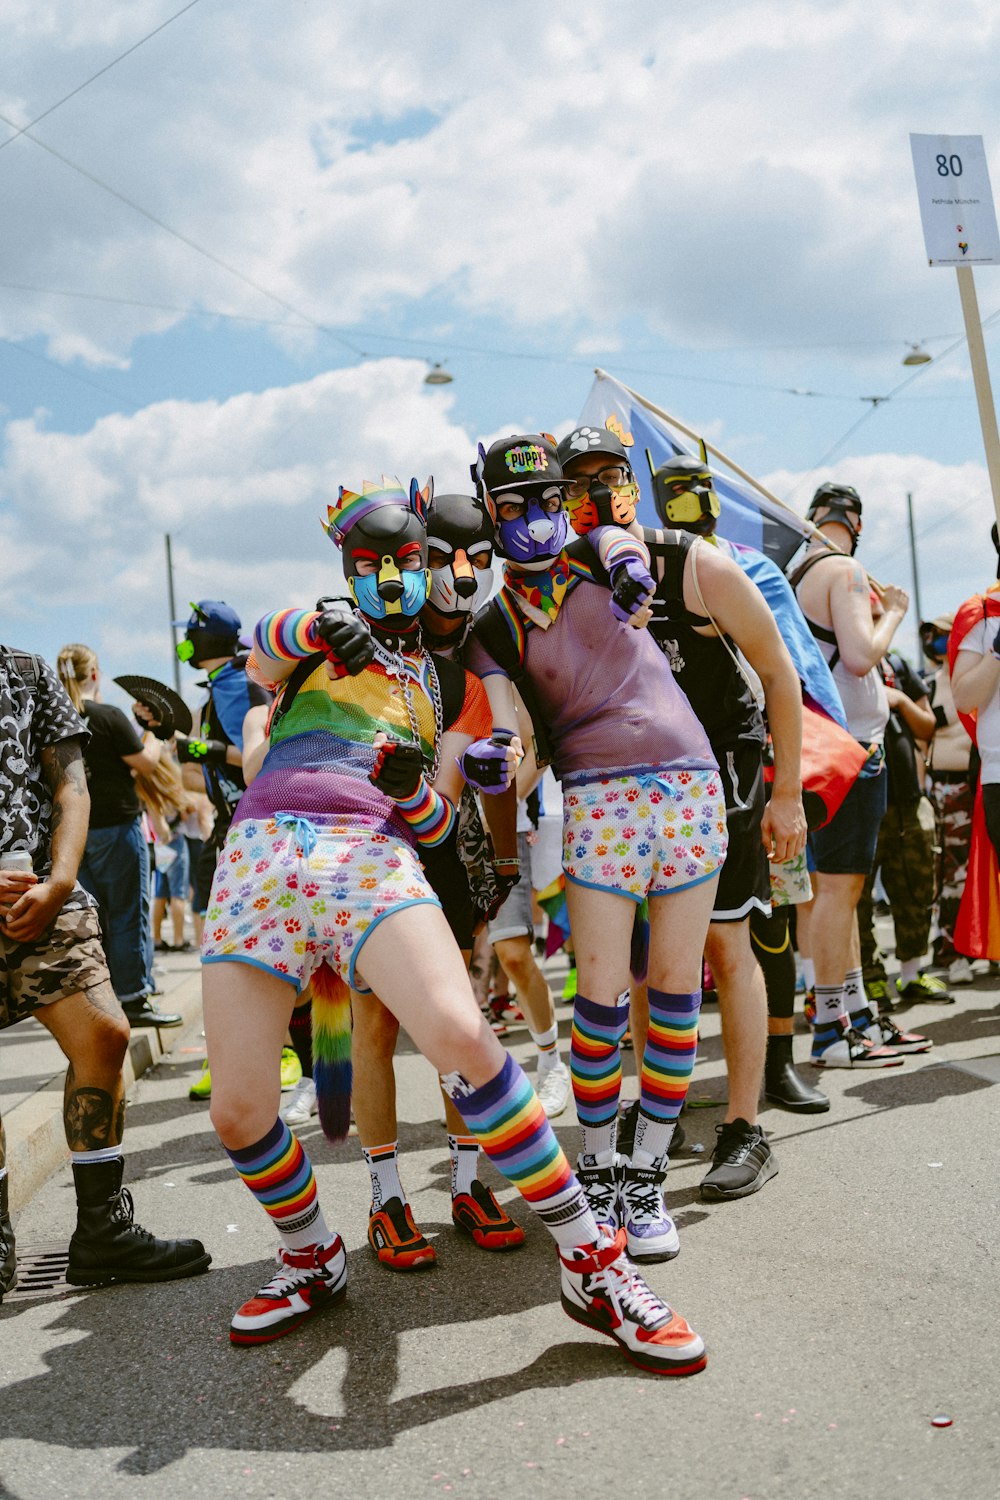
[395,780,457,847]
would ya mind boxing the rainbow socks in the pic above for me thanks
[226,1118,330,1249]
[570,991,630,1158]
[442,1054,595,1250]
[633,987,701,1164]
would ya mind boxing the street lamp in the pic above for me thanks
[902,343,932,366]
[424,362,454,385]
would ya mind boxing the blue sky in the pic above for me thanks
[3,0,1000,706]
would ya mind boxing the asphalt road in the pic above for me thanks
[1,961,998,1500]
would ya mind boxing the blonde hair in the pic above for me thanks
[56,643,98,712]
[135,751,192,822]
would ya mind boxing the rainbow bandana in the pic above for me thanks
[503,557,572,623]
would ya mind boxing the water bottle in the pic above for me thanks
[0,851,34,873]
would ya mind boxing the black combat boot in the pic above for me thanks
[0,1172,17,1301]
[66,1157,211,1285]
[764,1033,830,1113]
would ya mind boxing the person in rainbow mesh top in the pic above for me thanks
[199,476,709,1376]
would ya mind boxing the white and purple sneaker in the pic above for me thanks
[619,1160,679,1263]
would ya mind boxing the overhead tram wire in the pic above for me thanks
[0,1,204,154]
[0,335,146,412]
[0,281,974,382]
[0,110,367,361]
[787,306,1000,499]
[0,279,910,405]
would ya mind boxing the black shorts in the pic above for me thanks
[420,830,476,952]
[712,743,771,923]
[194,837,223,916]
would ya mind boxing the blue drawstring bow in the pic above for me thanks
[275,813,319,859]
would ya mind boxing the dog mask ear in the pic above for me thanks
[409,476,432,523]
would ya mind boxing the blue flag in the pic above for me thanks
[579,371,812,568]
[579,372,845,727]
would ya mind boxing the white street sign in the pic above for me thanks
[910,133,1000,266]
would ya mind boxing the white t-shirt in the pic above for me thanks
[956,618,1000,782]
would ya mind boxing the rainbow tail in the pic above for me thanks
[308,961,353,1143]
[630,899,650,983]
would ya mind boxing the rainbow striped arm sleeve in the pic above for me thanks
[394,779,457,847]
[592,525,651,575]
[253,609,322,661]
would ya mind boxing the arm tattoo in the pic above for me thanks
[64,1086,119,1150]
[40,738,89,797]
[847,562,869,595]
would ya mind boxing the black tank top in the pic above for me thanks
[643,529,766,751]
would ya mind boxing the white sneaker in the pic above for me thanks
[575,1154,620,1234]
[619,1160,680,1262]
[948,957,975,986]
[559,1227,706,1375]
[281,1077,318,1129]
[535,1060,571,1118]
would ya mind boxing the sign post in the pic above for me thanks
[910,133,1000,529]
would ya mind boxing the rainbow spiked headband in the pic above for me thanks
[326,475,432,546]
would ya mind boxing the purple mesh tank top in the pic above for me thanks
[467,578,717,778]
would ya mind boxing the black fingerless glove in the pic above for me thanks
[369,737,425,800]
[313,608,375,678]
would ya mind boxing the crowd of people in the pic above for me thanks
[1,422,996,1378]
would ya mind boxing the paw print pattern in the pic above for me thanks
[200,817,439,991]
[566,424,607,454]
[562,769,728,900]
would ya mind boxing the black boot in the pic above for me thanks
[1,1172,17,1301]
[764,1033,830,1113]
[66,1158,211,1286]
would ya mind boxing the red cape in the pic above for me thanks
[949,585,1000,959]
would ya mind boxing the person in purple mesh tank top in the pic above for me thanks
[466,434,728,1269]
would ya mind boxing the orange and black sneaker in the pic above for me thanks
[451,1180,526,1251]
[367,1196,437,1271]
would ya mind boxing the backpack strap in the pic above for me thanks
[472,597,553,768]
[267,652,326,736]
[787,550,843,670]
[8,650,42,690]
[430,652,469,732]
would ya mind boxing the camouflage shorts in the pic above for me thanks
[0,903,110,1031]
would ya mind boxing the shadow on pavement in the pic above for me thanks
[0,1229,638,1474]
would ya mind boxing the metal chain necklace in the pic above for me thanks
[369,630,443,783]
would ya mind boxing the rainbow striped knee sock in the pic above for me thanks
[226,1118,331,1249]
[633,987,701,1164]
[442,1054,596,1250]
[570,991,630,1160]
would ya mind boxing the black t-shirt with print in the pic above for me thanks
[81,701,144,826]
[0,646,96,910]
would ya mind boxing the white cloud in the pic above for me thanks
[764,451,997,638]
[2,0,998,372]
[0,357,481,685]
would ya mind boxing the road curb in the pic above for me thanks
[5,970,204,1215]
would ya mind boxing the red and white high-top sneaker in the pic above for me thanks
[230,1236,347,1345]
[559,1227,706,1375]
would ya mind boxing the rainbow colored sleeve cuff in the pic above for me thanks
[592,526,651,575]
[395,780,457,847]
[253,609,321,661]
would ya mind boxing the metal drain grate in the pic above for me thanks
[4,1242,71,1301]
